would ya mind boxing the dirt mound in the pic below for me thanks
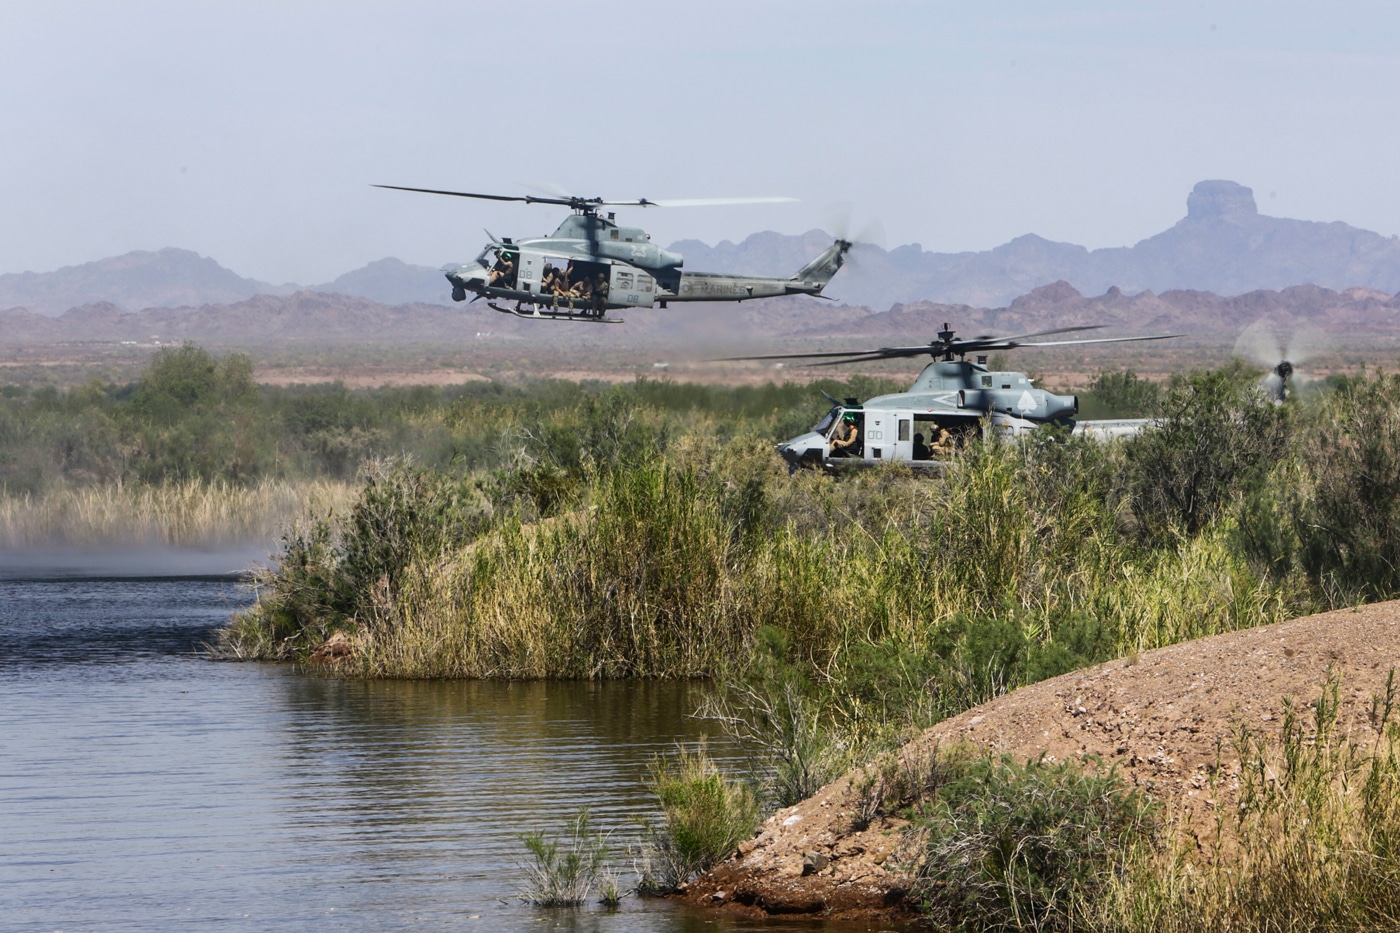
[683,602,1400,922]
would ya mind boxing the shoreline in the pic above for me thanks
[681,600,1400,922]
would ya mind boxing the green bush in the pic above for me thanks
[1081,369,1163,418]
[517,808,612,906]
[1293,371,1400,601]
[1123,367,1287,540]
[914,754,1158,932]
[640,743,759,893]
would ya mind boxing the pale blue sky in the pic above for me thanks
[2,1,1398,284]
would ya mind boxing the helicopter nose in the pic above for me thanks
[777,433,823,469]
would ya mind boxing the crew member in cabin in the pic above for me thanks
[829,414,860,457]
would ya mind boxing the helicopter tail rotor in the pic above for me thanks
[1235,319,1327,402]
[819,203,885,285]
[790,239,852,291]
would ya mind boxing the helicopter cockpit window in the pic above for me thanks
[812,409,839,435]
[488,249,519,289]
[828,411,864,458]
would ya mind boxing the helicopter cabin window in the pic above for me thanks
[616,272,635,291]
[981,375,993,388]
[611,230,619,240]
[898,419,910,442]
[638,274,653,293]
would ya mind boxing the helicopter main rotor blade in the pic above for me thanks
[636,196,799,208]
[1019,333,1182,348]
[376,185,797,211]
[976,325,1103,343]
[712,329,1181,366]
[373,185,575,206]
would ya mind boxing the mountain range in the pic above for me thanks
[3,279,1398,352]
[2,180,1399,319]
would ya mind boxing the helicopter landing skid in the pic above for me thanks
[488,301,622,324]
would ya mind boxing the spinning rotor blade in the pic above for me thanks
[822,202,887,250]
[636,196,798,208]
[376,185,796,211]
[1018,333,1183,348]
[714,327,1178,366]
[1235,318,1331,401]
[374,185,579,206]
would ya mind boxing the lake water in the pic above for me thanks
[0,561,897,932]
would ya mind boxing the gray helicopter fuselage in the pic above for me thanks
[443,211,847,317]
[776,359,1135,471]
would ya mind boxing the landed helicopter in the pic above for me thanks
[375,186,851,323]
[719,323,1180,471]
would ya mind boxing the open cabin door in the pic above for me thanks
[610,266,655,308]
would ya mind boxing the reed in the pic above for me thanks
[0,477,354,548]
[1101,672,1400,932]
[224,428,1298,685]
[517,808,613,907]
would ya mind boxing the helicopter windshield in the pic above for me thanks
[812,407,841,435]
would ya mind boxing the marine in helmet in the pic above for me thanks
[829,412,860,457]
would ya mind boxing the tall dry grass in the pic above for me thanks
[0,477,355,548]
[1103,673,1400,932]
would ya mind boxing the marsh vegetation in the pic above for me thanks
[11,343,1400,927]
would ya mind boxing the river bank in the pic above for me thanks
[683,600,1400,922]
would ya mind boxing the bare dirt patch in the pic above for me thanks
[255,368,492,388]
[684,601,1400,922]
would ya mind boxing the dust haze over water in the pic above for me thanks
[0,544,269,580]
[2,3,1399,286]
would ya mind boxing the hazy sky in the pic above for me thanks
[3,1,1398,284]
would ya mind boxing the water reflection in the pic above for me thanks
[1,575,914,931]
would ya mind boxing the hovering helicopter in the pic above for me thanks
[719,323,1180,471]
[375,186,851,323]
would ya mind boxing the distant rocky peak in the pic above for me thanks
[1186,180,1258,221]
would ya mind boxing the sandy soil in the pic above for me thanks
[683,601,1400,922]
[254,368,492,388]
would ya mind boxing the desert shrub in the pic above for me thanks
[639,743,759,893]
[132,343,256,418]
[700,627,846,809]
[914,753,1158,932]
[1292,370,1400,602]
[1106,673,1400,932]
[222,459,491,660]
[517,808,613,906]
[1122,367,1288,540]
[1082,369,1164,418]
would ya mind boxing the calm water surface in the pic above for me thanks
[0,567,898,932]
